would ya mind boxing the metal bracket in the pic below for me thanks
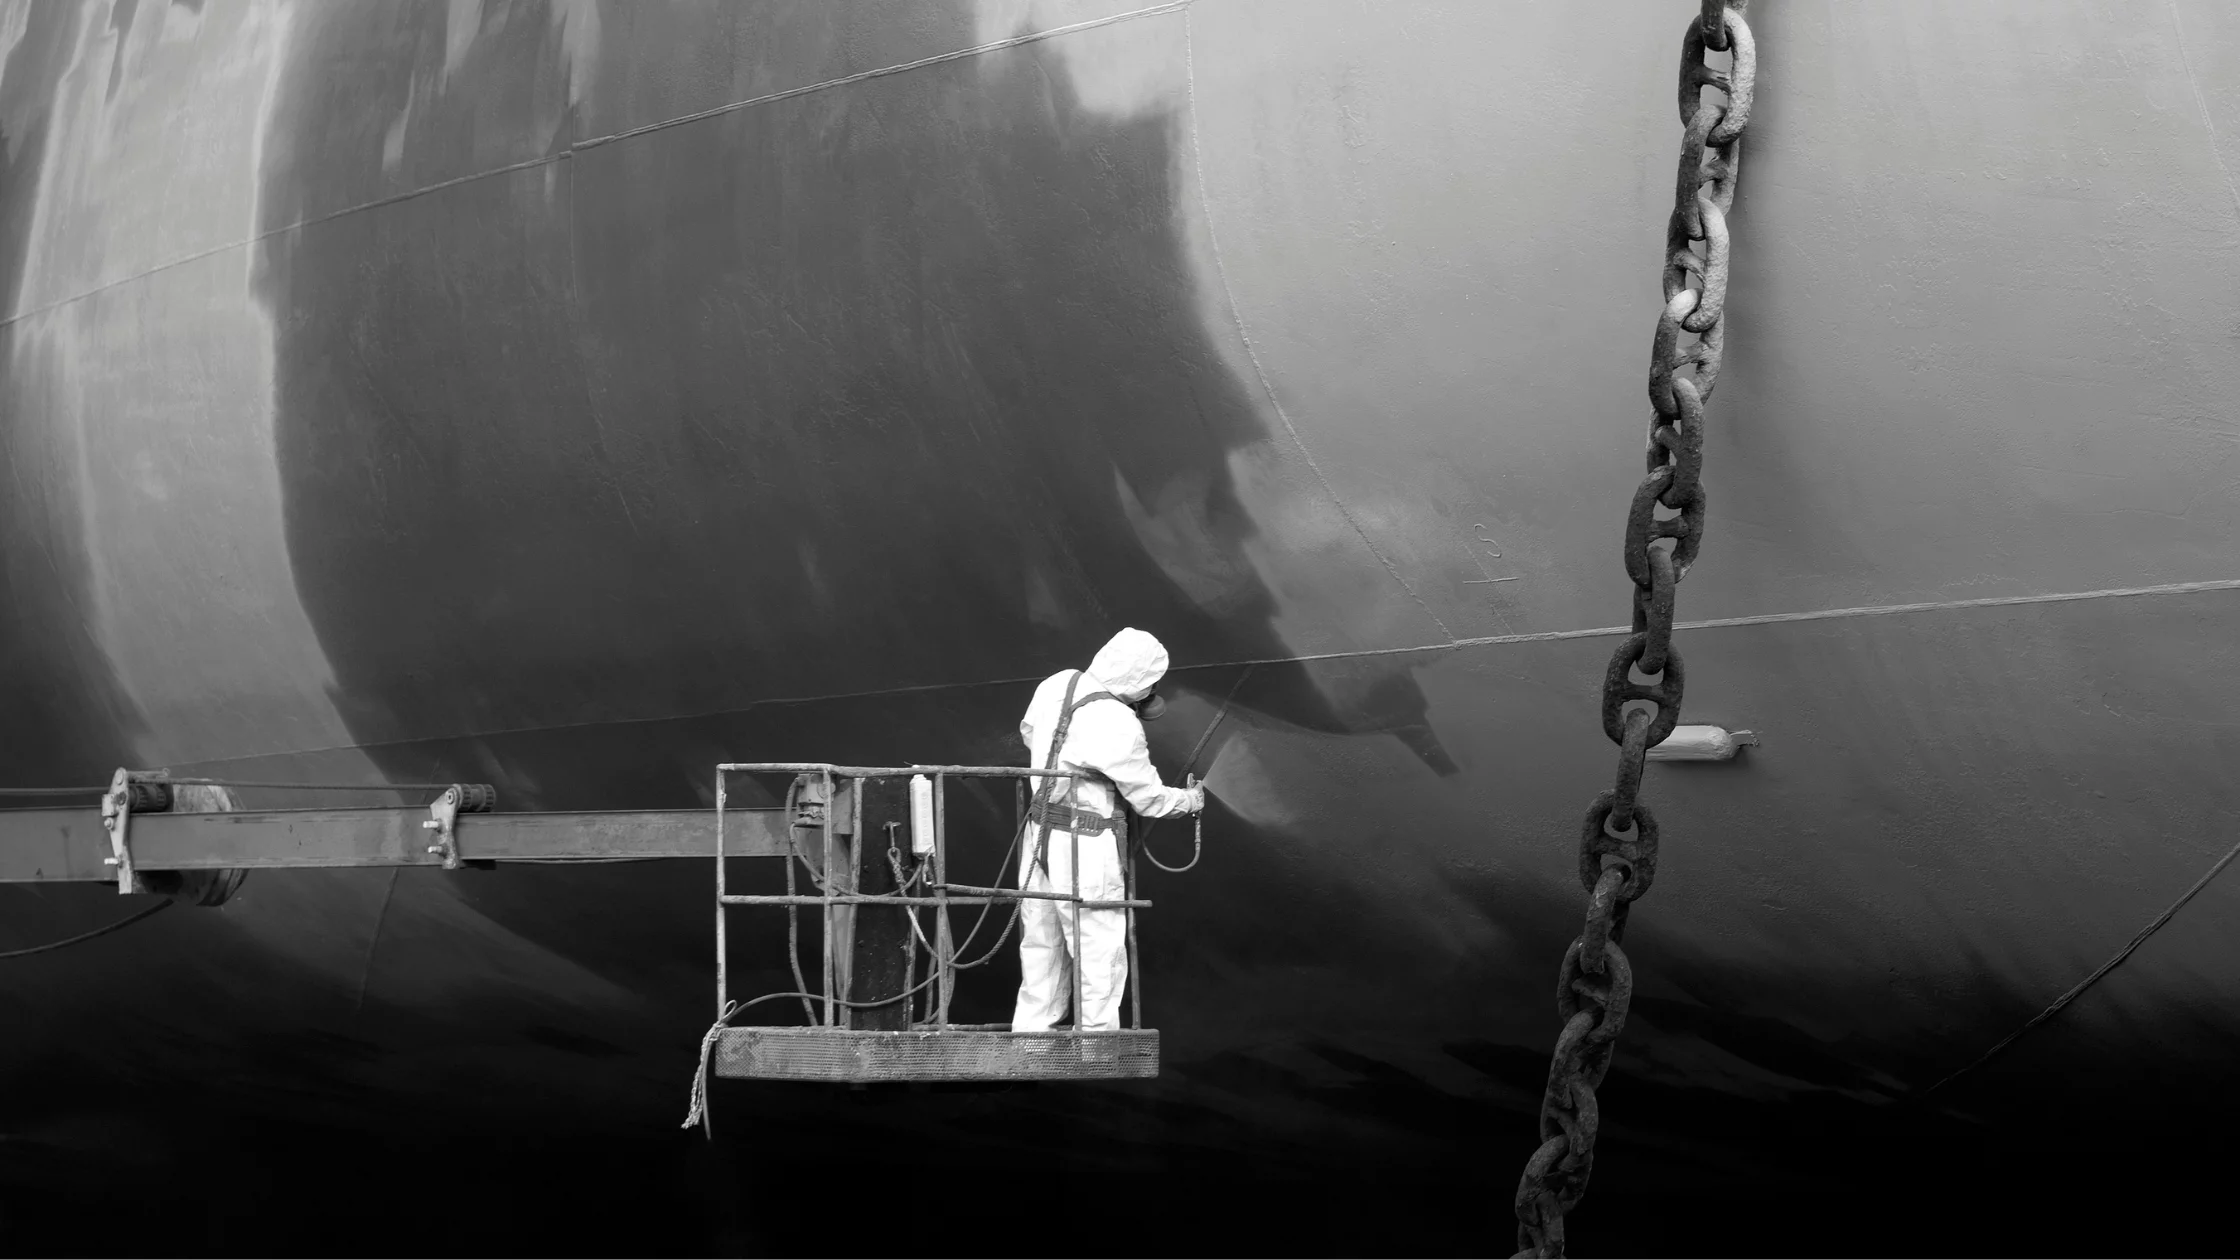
[421,783,497,870]
[424,787,462,870]
[790,775,828,832]
[100,768,172,895]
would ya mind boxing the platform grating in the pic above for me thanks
[713,1027,1160,1082]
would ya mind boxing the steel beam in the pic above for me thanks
[0,806,793,884]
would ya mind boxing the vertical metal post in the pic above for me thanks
[1126,824,1141,1031]
[1070,818,1083,1032]
[821,768,837,1030]
[934,773,953,1027]
[849,776,864,1015]
[901,793,918,1027]
[715,767,728,1019]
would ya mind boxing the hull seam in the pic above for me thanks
[1178,5,1456,643]
[172,577,2240,768]
[0,2,1193,329]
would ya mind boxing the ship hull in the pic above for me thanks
[2,0,2238,1251]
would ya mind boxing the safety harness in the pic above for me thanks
[1025,670,1131,877]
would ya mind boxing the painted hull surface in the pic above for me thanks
[3,0,2239,1250]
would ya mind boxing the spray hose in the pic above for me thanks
[1137,664,1251,873]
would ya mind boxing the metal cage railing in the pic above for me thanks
[707,763,1158,1083]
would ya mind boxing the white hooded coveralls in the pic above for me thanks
[1011,628,1202,1033]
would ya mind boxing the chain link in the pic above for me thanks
[1511,4,1755,1255]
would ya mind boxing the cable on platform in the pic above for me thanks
[779,778,821,1026]
[0,900,171,959]
[697,756,1178,1123]
[684,972,959,1134]
[691,777,1046,1127]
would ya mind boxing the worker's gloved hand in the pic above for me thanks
[1183,785,1207,814]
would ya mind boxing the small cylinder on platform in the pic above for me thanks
[909,775,936,857]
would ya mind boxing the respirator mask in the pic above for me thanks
[1131,691,1167,722]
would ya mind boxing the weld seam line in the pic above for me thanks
[1178,7,1455,643]
[171,577,2240,770]
[0,3,1189,331]
[573,2,1191,151]
[2169,0,2240,231]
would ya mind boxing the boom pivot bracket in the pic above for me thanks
[422,783,498,870]
[100,768,174,896]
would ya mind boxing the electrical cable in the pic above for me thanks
[906,797,1031,1019]
[684,947,1007,1135]
[0,900,170,959]
[720,771,1039,1041]
[1920,833,2240,1100]
[687,770,1100,1126]
[941,811,1028,965]
[778,778,821,1026]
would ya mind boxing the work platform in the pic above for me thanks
[715,1027,1160,1082]
[0,763,1168,1099]
[704,763,1161,1093]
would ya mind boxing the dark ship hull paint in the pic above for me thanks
[3,1,2239,1250]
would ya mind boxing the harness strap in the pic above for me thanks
[1026,800,1117,837]
[1028,671,1130,876]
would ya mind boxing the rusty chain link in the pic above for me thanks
[1511,3,1755,1255]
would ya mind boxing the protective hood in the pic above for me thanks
[1085,627,1169,701]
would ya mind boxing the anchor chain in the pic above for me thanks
[1511,3,1756,1255]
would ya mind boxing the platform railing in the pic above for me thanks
[712,763,1151,1042]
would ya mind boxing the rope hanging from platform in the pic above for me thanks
[681,965,985,1134]
[683,998,743,1134]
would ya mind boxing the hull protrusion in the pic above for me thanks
[1646,724,1758,762]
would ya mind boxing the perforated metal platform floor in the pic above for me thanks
[714,1028,1160,1083]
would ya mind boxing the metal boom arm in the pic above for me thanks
[0,805,793,884]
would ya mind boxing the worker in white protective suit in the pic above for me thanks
[1012,627,1205,1033]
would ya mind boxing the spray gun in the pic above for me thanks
[1141,773,1205,874]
